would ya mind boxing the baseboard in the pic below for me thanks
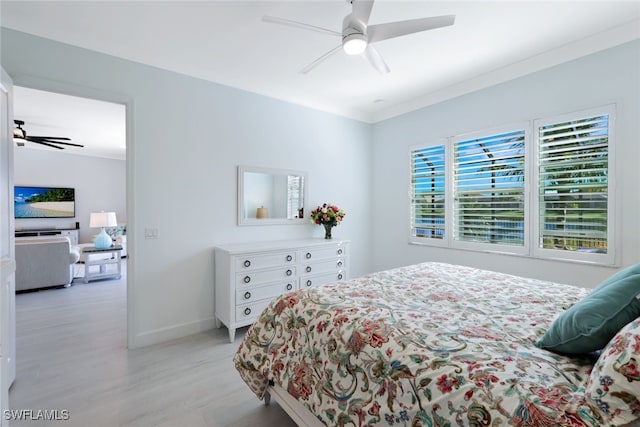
[129,317,217,348]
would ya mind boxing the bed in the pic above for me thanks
[234,262,640,426]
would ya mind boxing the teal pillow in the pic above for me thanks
[536,263,640,354]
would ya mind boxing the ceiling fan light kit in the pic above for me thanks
[263,0,455,74]
[343,33,367,55]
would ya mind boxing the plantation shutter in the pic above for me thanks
[453,129,525,246]
[287,175,304,218]
[537,113,610,254]
[410,144,446,241]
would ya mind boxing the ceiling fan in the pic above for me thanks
[13,120,84,150]
[263,0,455,74]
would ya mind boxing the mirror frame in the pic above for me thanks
[237,165,308,226]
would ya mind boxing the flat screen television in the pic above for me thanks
[14,186,75,219]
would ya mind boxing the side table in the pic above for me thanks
[82,245,123,283]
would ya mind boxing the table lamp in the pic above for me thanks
[90,211,117,249]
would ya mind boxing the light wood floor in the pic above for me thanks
[9,262,296,426]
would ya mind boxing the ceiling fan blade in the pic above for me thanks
[300,45,343,74]
[351,0,374,28]
[28,138,84,148]
[363,45,390,74]
[31,140,65,150]
[368,15,455,43]
[262,15,341,37]
[28,136,72,141]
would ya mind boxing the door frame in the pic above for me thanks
[0,66,16,427]
[8,75,136,348]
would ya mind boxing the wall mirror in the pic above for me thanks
[237,165,307,226]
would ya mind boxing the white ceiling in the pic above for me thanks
[2,1,639,158]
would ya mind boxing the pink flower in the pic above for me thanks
[436,374,459,393]
[368,402,381,416]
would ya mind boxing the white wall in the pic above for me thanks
[13,148,126,243]
[1,28,373,348]
[372,40,640,288]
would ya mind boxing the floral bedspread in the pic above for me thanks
[233,262,611,426]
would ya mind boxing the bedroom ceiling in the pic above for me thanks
[1,1,639,157]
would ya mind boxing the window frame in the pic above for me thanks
[409,140,449,247]
[532,104,616,265]
[408,105,617,266]
[450,123,530,255]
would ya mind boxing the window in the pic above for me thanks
[287,174,305,219]
[453,128,526,251]
[410,143,446,243]
[534,106,614,264]
[409,105,615,265]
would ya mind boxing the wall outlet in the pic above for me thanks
[144,228,158,239]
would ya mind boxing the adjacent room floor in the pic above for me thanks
[9,261,296,426]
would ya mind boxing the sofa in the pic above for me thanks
[15,237,81,291]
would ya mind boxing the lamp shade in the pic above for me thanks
[89,212,117,228]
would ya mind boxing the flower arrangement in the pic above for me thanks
[310,203,345,239]
[311,203,345,226]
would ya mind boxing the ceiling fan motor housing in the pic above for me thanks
[342,15,367,55]
[13,120,26,139]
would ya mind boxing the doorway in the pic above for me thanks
[13,86,127,247]
[11,85,129,340]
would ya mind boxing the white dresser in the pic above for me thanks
[215,239,350,342]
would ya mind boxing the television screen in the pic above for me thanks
[14,186,75,218]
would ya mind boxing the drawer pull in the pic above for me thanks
[244,276,251,284]
[243,260,251,268]
[337,260,343,267]
[244,307,251,316]
[337,249,343,255]
[306,252,312,259]
[286,254,293,261]
[286,269,292,276]
[306,280,312,287]
[244,291,251,300]
[306,266,312,273]
[286,283,293,291]
[338,273,343,280]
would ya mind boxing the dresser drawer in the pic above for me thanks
[235,251,296,271]
[300,258,346,276]
[236,267,296,287]
[298,245,346,262]
[300,271,346,289]
[236,281,295,304]
[236,300,272,322]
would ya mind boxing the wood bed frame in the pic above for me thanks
[264,383,325,427]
